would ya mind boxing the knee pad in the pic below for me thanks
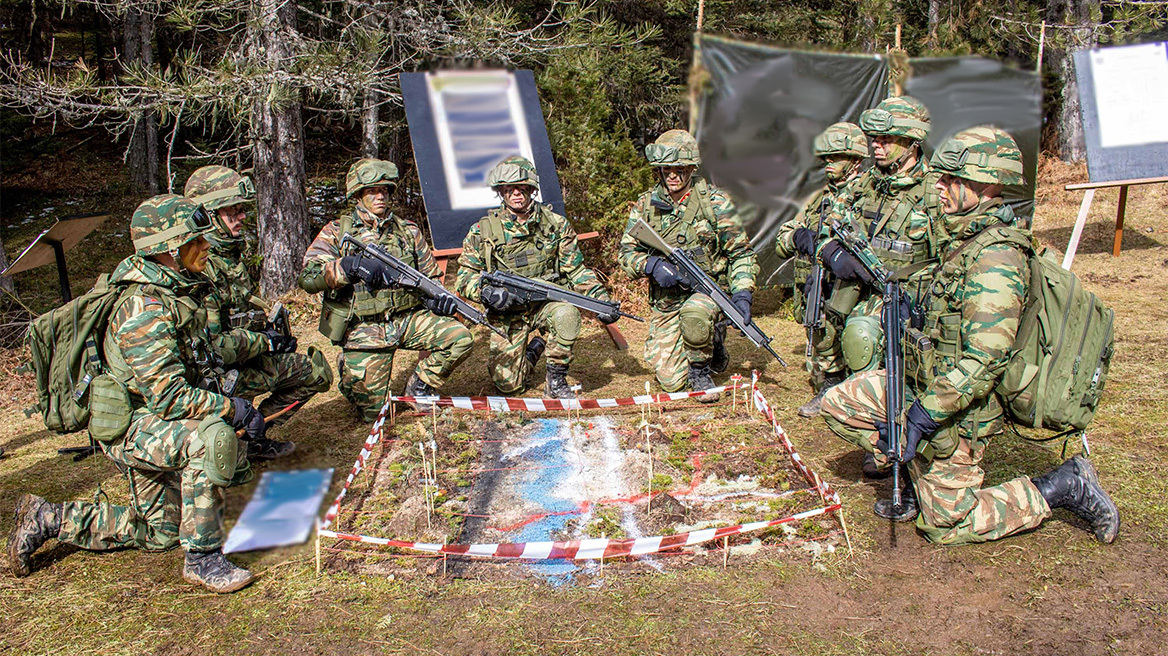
[197,416,240,487]
[842,315,883,373]
[306,346,335,392]
[679,307,714,348]
[547,304,581,345]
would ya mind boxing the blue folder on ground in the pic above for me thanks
[224,469,334,554]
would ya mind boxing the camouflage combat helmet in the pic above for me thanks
[487,155,539,191]
[930,126,1025,186]
[859,96,931,142]
[645,129,701,167]
[813,122,869,159]
[183,165,255,211]
[131,194,215,256]
[345,158,399,199]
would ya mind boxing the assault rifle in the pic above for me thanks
[628,219,787,367]
[801,198,833,359]
[267,301,291,343]
[341,234,507,338]
[480,270,644,322]
[828,219,916,519]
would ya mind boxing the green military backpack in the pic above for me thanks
[949,227,1115,433]
[24,275,138,435]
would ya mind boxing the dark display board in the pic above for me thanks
[697,35,1041,285]
[402,69,565,251]
[1073,43,1168,183]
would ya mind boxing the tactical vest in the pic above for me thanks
[640,179,726,308]
[479,204,563,283]
[855,169,939,270]
[322,211,423,329]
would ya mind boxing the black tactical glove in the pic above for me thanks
[340,255,391,289]
[262,328,298,354]
[596,309,620,325]
[645,256,691,289]
[424,294,458,317]
[819,240,874,285]
[792,227,817,257]
[230,397,267,441]
[875,400,939,463]
[480,284,516,312]
[731,290,753,326]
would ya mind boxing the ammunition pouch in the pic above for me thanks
[198,415,240,487]
[87,374,133,443]
[903,327,936,387]
[871,235,928,270]
[227,308,267,332]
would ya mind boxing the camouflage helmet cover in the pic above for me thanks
[183,165,255,211]
[930,125,1025,186]
[645,129,701,167]
[859,96,931,141]
[813,122,869,159]
[487,155,539,191]
[345,158,399,199]
[131,194,215,256]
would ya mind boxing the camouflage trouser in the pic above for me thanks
[645,293,720,393]
[339,308,474,421]
[488,301,580,394]
[806,312,846,383]
[821,370,1052,545]
[233,348,334,425]
[57,409,245,553]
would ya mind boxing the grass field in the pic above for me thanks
[2,145,1167,655]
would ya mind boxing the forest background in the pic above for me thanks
[1,0,1166,310]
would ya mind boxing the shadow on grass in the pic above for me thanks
[1035,220,1164,256]
[0,426,60,454]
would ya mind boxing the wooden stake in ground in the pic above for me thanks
[645,382,653,515]
[419,442,432,530]
[314,518,322,575]
[723,535,729,569]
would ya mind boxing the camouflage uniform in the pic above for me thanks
[299,160,472,420]
[774,122,868,385]
[821,127,1054,545]
[826,97,945,376]
[185,165,332,424]
[455,203,610,394]
[57,198,242,555]
[620,131,757,392]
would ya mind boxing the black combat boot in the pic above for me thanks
[688,361,721,403]
[247,436,296,461]
[862,452,894,479]
[525,336,546,371]
[8,494,62,577]
[1031,455,1120,543]
[403,373,437,412]
[873,466,918,522]
[182,549,254,593]
[798,371,845,418]
[545,363,573,399]
[710,325,729,374]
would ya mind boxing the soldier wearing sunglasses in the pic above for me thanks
[299,159,473,420]
[184,166,333,458]
[618,129,757,400]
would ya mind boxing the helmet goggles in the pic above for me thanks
[490,163,536,186]
[932,138,1025,179]
[355,162,398,189]
[645,143,698,166]
[859,108,930,135]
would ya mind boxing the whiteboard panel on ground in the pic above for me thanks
[1074,42,1168,182]
[401,70,565,251]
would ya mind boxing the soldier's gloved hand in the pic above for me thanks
[480,284,516,312]
[902,400,939,462]
[596,309,620,325]
[424,294,459,317]
[792,227,817,257]
[340,255,391,289]
[731,290,753,325]
[819,240,874,285]
[230,397,267,441]
[262,328,298,354]
[645,256,690,289]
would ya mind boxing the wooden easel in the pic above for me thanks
[1060,176,1168,269]
[431,231,630,350]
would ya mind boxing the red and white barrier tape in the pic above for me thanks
[319,372,843,558]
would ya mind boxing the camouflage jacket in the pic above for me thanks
[912,200,1026,426]
[619,178,757,310]
[202,236,270,366]
[101,254,233,421]
[828,159,943,271]
[454,203,609,310]
[299,206,440,349]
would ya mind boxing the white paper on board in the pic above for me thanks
[1090,42,1168,149]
